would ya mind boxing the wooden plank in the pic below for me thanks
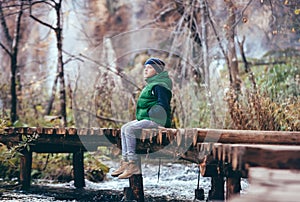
[36,127,44,134]
[77,128,89,135]
[67,127,77,135]
[0,133,19,147]
[199,143,300,170]
[32,144,86,153]
[27,127,37,134]
[15,127,27,135]
[197,129,300,145]
[4,127,15,134]
[2,127,300,165]
[229,167,300,202]
[43,128,54,135]
[103,128,120,145]
[55,128,67,135]
[239,144,300,170]
[2,127,299,146]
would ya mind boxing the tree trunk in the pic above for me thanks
[200,0,209,89]
[29,0,67,126]
[225,0,241,92]
[10,0,24,124]
[55,0,67,127]
[200,0,218,127]
[45,74,58,115]
[10,56,18,123]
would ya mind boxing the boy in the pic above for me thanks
[112,57,173,179]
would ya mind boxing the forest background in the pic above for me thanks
[0,0,299,183]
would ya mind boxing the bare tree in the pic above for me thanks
[0,0,25,124]
[224,0,241,92]
[30,0,67,127]
[199,0,218,127]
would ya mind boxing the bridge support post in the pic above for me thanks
[20,149,32,190]
[123,157,144,202]
[208,174,225,201]
[73,149,85,188]
[225,166,241,199]
[226,177,241,199]
[206,162,225,201]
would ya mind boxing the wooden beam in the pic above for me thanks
[123,157,144,202]
[224,164,242,200]
[238,144,300,170]
[197,129,300,145]
[73,149,85,188]
[199,143,300,171]
[129,174,144,202]
[208,175,225,201]
[20,149,32,190]
[229,167,300,202]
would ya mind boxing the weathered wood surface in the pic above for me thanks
[2,127,300,143]
[229,167,300,202]
[0,127,121,152]
[1,127,300,169]
[1,127,300,153]
[1,126,300,198]
[1,127,300,171]
[196,129,300,145]
[20,149,32,190]
[197,142,300,200]
[198,143,300,171]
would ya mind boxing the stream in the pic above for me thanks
[0,160,249,201]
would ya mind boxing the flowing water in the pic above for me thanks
[0,160,249,201]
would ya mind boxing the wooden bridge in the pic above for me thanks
[0,127,300,201]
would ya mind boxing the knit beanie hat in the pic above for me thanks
[144,58,165,73]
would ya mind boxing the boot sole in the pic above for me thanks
[118,171,141,179]
[111,173,122,177]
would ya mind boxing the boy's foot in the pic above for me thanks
[111,160,129,177]
[118,161,141,179]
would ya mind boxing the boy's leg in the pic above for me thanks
[125,119,159,161]
[120,120,138,159]
[111,120,138,177]
[118,120,159,179]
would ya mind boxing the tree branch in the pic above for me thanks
[62,50,85,65]
[79,53,141,91]
[12,0,24,57]
[205,0,227,61]
[31,0,55,9]
[237,36,249,72]
[76,108,128,124]
[29,0,56,30]
[0,2,12,43]
[232,0,254,28]
[0,42,11,56]
[175,0,202,46]
[139,3,177,29]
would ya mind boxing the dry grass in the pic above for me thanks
[225,88,299,131]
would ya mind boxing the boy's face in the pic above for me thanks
[144,64,157,78]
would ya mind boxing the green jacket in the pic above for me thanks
[136,71,173,127]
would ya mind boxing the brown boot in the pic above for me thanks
[111,160,129,177]
[118,160,141,179]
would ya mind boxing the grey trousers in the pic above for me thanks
[121,119,160,161]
